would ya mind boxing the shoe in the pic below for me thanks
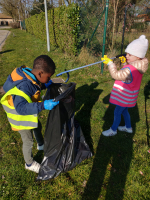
[118,126,133,133]
[37,144,44,150]
[25,161,40,173]
[102,128,117,137]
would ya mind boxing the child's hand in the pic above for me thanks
[45,80,53,88]
[101,55,113,65]
[119,56,126,63]
[44,99,59,110]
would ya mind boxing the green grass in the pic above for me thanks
[0,29,150,200]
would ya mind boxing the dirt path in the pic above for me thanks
[0,30,11,51]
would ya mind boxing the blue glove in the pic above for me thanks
[45,80,52,88]
[44,99,59,110]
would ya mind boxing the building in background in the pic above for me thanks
[0,13,13,25]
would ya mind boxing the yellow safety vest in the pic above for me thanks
[0,86,38,130]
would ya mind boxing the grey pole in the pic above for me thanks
[44,0,50,51]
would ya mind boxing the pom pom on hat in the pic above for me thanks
[125,35,148,58]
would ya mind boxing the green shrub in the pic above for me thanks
[10,22,20,29]
[131,22,148,31]
[25,3,80,55]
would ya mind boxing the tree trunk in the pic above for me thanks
[111,0,119,51]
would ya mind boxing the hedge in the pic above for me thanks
[25,3,80,55]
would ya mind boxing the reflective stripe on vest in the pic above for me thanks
[109,65,143,107]
[0,86,38,130]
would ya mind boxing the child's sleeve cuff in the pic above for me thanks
[107,61,113,66]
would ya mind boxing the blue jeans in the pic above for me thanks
[111,105,131,131]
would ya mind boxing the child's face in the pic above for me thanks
[126,53,141,63]
[38,71,54,84]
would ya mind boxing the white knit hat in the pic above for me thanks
[125,35,148,58]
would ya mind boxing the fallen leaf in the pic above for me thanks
[82,180,87,187]
[139,171,143,175]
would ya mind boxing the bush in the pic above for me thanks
[25,3,80,55]
[10,22,20,29]
[131,22,148,31]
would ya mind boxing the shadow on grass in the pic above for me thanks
[75,81,103,154]
[82,94,139,200]
[144,81,150,146]
[34,150,44,164]
[0,49,14,55]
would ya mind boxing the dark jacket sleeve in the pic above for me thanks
[13,95,45,115]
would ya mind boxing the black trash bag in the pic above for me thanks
[37,82,93,181]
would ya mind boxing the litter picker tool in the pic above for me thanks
[56,54,126,82]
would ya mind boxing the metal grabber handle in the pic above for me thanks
[56,54,126,82]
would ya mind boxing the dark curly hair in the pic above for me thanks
[33,55,56,73]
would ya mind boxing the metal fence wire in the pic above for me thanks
[23,1,108,56]
[78,0,105,55]
[21,20,26,30]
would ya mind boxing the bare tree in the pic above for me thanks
[0,0,30,20]
[0,0,18,20]
[106,0,140,51]
[138,0,150,7]
[0,0,54,19]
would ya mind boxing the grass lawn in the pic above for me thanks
[0,28,150,200]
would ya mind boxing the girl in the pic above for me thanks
[101,35,149,136]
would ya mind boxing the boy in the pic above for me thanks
[1,55,59,173]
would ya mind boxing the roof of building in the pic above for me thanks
[137,7,150,22]
[0,13,12,19]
